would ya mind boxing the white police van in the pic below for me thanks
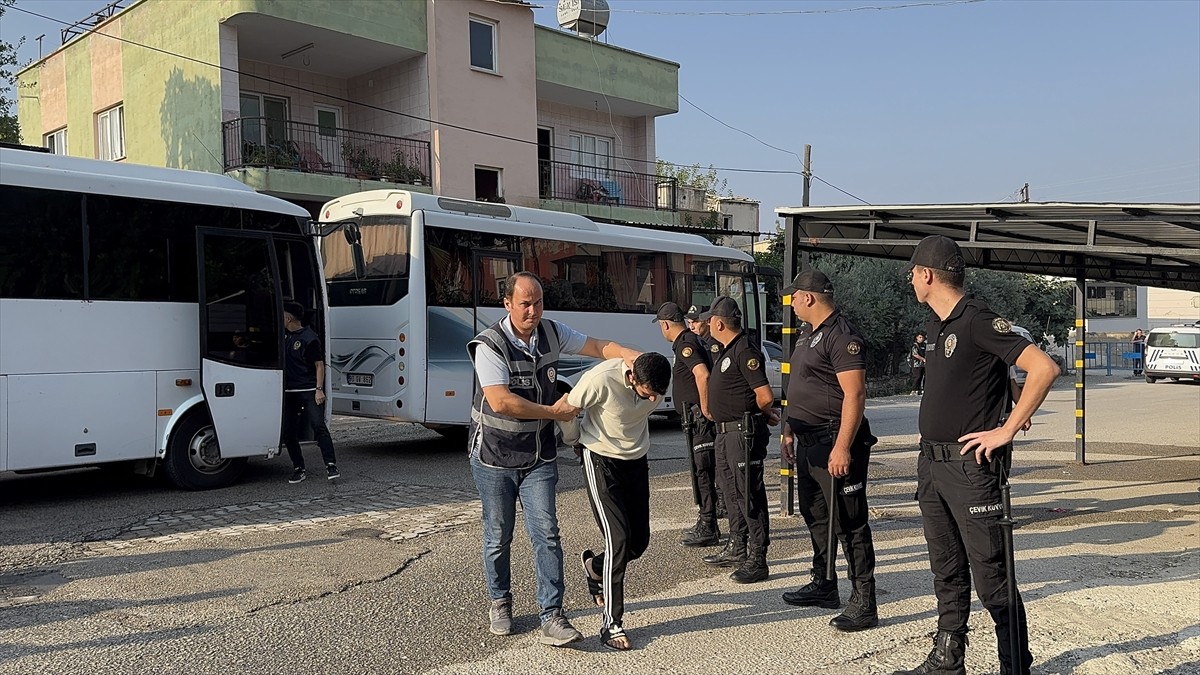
[1144,322,1200,383]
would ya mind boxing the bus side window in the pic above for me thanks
[0,185,85,299]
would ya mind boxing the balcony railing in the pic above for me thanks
[222,117,431,185]
[538,159,677,211]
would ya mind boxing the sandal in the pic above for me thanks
[601,623,631,651]
[581,549,604,607]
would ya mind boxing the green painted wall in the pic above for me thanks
[124,1,226,172]
[231,168,433,203]
[539,198,678,228]
[534,26,678,114]
[221,0,427,53]
[16,72,40,146]
[65,46,94,156]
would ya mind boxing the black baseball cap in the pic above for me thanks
[708,296,741,319]
[652,301,686,323]
[910,235,966,273]
[782,268,834,295]
[685,304,707,321]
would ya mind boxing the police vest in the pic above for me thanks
[467,319,562,469]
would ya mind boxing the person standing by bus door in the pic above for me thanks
[777,269,880,632]
[910,332,927,395]
[282,301,339,484]
[894,236,1059,675]
[655,302,720,547]
[467,271,641,646]
[701,296,779,583]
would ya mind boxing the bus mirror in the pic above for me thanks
[343,222,362,246]
[351,242,367,280]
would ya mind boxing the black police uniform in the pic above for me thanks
[671,329,720,529]
[785,311,877,591]
[707,330,771,564]
[917,297,1034,674]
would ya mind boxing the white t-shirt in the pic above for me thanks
[567,359,659,461]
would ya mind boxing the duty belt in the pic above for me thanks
[793,421,837,447]
[919,440,970,461]
[716,416,760,434]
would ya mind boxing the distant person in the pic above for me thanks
[1132,329,1147,375]
[282,302,339,484]
[567,353,672,651]
[909,332,927,395]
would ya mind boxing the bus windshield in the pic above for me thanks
[324,215,411,306]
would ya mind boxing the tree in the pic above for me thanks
[0,0,22,143]
[656,159,732,198]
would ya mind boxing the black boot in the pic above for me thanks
[829,581,878,631]
[892,630,967,675]
[729,547,769,583]
[781,573,840,608]
[679,519,721,547]
[681,515,703,538]
[702,536,746,567]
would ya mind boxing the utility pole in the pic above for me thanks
[1020,182,1030,202]
[780,144,812,516]
[802,144,812,207]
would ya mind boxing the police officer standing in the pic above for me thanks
[701,296,779,583]
[894,236,1059,675]
[778,269,880,632]
[655,302,720,547]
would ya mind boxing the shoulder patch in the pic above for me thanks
[847,342,862,355]
[682,346,694,358]
[747,357,760,371]
[710,343,721,353]
[993,317,1012,333]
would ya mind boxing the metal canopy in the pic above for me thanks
[775,203,1200,291]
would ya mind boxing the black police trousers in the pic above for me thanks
[714,424,770,552]
[790,418,876,583]
[688,405,721,522]
[283,390,336,469]
[917,449,1033,674]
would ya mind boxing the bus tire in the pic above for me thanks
[1145,375,1157,384]
[164,410,247,490]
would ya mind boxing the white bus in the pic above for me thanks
[0,146,328,489]
[319,191,760,432]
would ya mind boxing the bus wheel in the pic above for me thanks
[1145,375,1158,384]
[164,411,247,490]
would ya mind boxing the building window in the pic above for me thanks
[469,17,497,72]
[569,133,612,179]
[96,104,125,161]
[475,166,503,203]
[1085,283,1138,318]
[44,128,67,155]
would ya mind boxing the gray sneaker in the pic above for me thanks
[537,610,583,646]
[489,598,513,636]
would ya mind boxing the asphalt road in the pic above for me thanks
[1,378,1197,674]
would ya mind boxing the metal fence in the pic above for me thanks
[538,158,676,211]
[1065,341,1145,375]
[222,117,432,185]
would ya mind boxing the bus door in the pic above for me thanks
[716,271,762,348]
[197,230,285,458]
[471,250,521,332]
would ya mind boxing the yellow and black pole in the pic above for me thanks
[1075,272,1087,464]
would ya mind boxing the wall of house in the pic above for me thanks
[346,57,430,141]
[238,59,352,129]
[1147,287,1200,327]
[427,0,538,205]
[535,100,654,172]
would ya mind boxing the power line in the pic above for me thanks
[11,4,826,182]
[607,0,985,17]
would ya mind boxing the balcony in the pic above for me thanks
[222,117,431,185]
[538,159,676,212]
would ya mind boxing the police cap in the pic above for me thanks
[782,268,834,295]
[910,235,966,273]
[708,296,741,319]
[652,301,686,323]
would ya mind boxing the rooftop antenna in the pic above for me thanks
[556,0,610,40]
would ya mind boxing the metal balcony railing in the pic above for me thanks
[538,158,677,211]
[222,117,432,185]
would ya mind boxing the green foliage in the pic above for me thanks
[680,209,725,245]
[0,0,23,144]
[656,159,732,198]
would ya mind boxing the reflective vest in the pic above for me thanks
[467,319,562,469]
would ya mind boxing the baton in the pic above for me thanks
[827,469,839,582]
[998,449,1021,671]
[683,407,701,507]
[741,410,754,520]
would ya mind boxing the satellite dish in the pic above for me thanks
[557,0,610,38]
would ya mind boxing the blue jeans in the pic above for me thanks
[470,456,565,623]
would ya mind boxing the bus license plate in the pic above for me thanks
[346,373,374,387]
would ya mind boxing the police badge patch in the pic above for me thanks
[993,317,1012,333]
[547,367,556,382]
[810,332,824,348]
[720,357,732,372]
[847,342,861,355]
[944,333,958,358]
[747,358,760,370]
[710,343,721,353]
[682,347,694,358]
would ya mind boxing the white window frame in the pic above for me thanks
[469,17,498,73]
[44,128,68,155]
[475,165,504,202]
[568,132,612,179]
[96,104,125,161]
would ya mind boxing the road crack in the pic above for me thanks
[244,548,431,615]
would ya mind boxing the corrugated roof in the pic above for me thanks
[775,202,1200,291]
